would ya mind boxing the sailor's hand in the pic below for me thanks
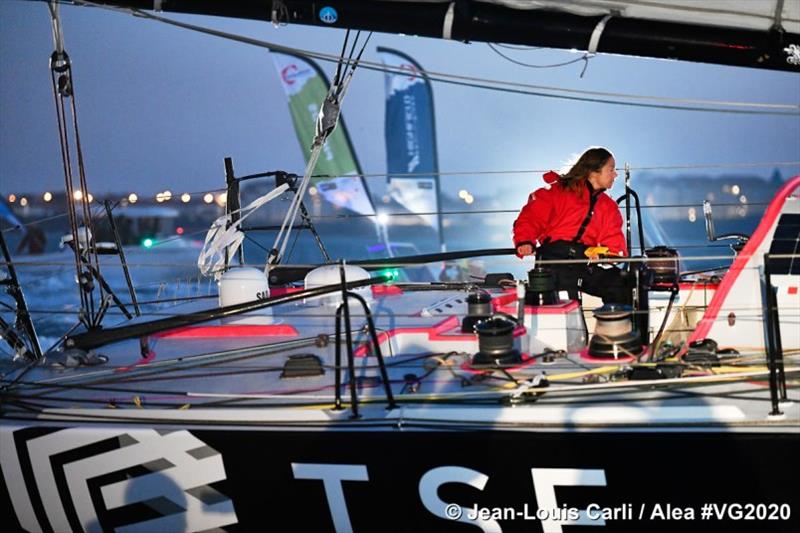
[516,243,534,257]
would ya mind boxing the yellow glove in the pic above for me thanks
[584,246,609,259]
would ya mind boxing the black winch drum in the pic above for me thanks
[645,246,680,288]
[526,267,558,306]
[461,291,493,333]
[472,315,521,366]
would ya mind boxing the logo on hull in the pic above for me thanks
[319,7,338,24]
[1,428,237,531]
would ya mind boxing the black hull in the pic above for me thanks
[2,426,798,532]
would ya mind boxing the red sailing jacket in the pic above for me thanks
[513,177,627,257]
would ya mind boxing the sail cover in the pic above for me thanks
[270,51,375,216]
[470,1,799,33]
[84,2,800,71]
[378,47,443,249]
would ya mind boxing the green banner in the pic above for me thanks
[270,51,375,215]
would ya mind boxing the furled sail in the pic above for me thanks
[270,51,376,217]
[378,47,444,251]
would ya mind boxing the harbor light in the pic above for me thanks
[141,238,154,248]
[308,186,318,196]
[87,194,94,203]
[20,197,28,207]
[43,192,53,202]
[739,195,748,204]
[128,193,138,204]
[215,193,227,206]
[7,194,16,203]
[458,189,469,199]
[376,212,390,225]
[688,207,697,222]
[731,184,740,195]
[73,190,83,201]
[181,193,191,203]
[163,190,172,201]
[203,193,214,204]
[464,193,474,205]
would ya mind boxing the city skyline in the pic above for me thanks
[1,1,799,208]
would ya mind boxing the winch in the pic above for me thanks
[461,291,492,333]
[471,315,521,367]
[644,246,680,290]
[588,304,643,359]
[525,267,559,305]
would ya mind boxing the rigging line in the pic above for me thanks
[487,42,590,68]
[122,367,800,402]
[331,28,350,90]
[3,165,793,226]
[238,165,800,195]
[17,302,789,319]
[489,42,544,51]
[0,202,110,234]
[70,1,800,115]
[301,204,769,219]
[306,160,800,179]
[36,337,325,386]
[362,70,800,116]
[9,355,796,394]
[270,37,369,265]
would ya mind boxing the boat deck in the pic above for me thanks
[2,285,797,432]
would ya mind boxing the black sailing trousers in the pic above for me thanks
[538,241,632,305]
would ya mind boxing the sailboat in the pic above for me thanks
[1,1,798,531]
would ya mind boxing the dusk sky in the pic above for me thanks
[2,1,799,208]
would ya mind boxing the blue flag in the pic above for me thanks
[378,47,443,250]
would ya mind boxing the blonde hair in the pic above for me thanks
[558,147,614,193]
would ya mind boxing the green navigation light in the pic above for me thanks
[378,268,400,282]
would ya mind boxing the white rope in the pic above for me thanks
[443,2,456,40]
[197,183,289,279]
[587,14,612,55]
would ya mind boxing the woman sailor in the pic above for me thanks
[513,146,630,305]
